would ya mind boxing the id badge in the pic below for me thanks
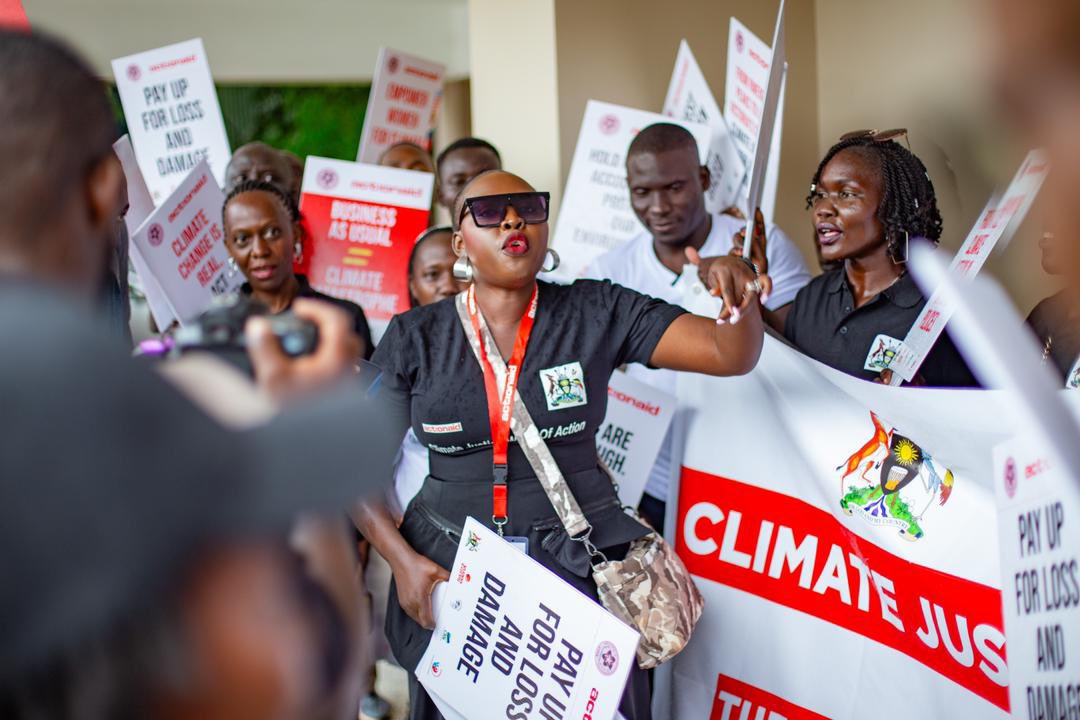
[504,535,529,555]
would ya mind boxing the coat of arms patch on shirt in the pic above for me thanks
[1067,356,1080,390]
[864,334,905,372]
[540,361,588,411]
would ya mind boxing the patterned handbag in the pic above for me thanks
[455,292,704,669]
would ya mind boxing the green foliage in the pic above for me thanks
[109,83,371,162]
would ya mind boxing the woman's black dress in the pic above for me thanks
[371,279,687,720]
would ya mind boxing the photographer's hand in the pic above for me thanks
[246,298,361,403]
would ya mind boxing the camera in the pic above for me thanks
[170,294,318,375]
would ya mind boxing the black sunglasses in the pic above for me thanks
[458,191,551,228]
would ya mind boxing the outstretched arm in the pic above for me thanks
[649,255,764,376]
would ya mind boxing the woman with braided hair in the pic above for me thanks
[778,130,976,385]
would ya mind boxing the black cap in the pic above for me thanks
[0,281,400,681]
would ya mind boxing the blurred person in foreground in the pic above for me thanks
[223,179,374,360]
[0,29,399,719]
[434,136,502,213]
[987,0,1080,385]
[378,141,435,174]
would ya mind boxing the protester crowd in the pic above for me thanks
[2,0,1080,717]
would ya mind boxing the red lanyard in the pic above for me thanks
[466,283,538,532]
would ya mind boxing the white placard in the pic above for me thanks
[993,435,1080,718]
[418,518,639,720]
[113,134,176,329]
[550,100,713,281]
[357,47,446,164]
[889,150,1049,383]
[599,371,676,507]
[129,160,240,324]
[662,40,745,213]
[111,38,231,205]
[725,15,787,223]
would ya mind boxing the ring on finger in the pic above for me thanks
[744,279,763,295]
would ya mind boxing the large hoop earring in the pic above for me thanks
[452,255,474,282]
[891,230,910,264]
[293,241,303,264]
[541,248,561,273]
[227,256,239,273]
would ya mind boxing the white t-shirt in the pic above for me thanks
[393,428,428,514]
[583,213,811,503]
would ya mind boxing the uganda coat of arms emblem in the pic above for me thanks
[837,412,955,541]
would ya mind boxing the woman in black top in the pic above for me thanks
[223,180,373,359]
[780,131,975,386]
[357,170,765,719]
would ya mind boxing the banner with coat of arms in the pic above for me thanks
[659,334,1040,719]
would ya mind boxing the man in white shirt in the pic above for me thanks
[584,123,811,531]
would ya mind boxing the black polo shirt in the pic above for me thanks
[783,268,977,387]
[372,279,686,481]
[243,274,373,360]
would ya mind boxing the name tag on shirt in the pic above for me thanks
[504,536,529,554]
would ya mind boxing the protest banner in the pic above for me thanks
[725,14,787,223]
[663,314,1024,715]
[550,100,712,281]
[129,160,239,324]
[0,0,28,28]
[297,156,433,336]
[600,371,676,508]
[418,517,639,720]
[888,150,1049,384]
[357,47,445,164]
[112,38,231,204]
[113,134,176,329]
[662,40,745,213]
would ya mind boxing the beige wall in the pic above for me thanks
[466,0,563,212]
[552,0,820,263]
[814,0,1049,313]
[23,0,471,82]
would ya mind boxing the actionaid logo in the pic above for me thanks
[126,64,141,81]
[455,563,471,584]
[147,223,164,248]
[607,386,661,415]
[1004,457,1018,499]
[316,167,339,190]
[598,114,619,136]
[581,688,600,720]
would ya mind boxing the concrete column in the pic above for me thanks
[466,0,563,211]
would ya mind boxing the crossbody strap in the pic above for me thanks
[455,292,592,539]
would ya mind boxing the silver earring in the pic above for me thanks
[452,255,474,282]
[892,231,910,264]
[227,256,238,273]
[294,242,303,264]
[541,248,561,273]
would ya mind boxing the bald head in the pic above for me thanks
[225,142,295,199]
[0,30,123,294]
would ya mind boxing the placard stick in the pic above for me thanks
[888,150,1048,384]
[741,0,786,257]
